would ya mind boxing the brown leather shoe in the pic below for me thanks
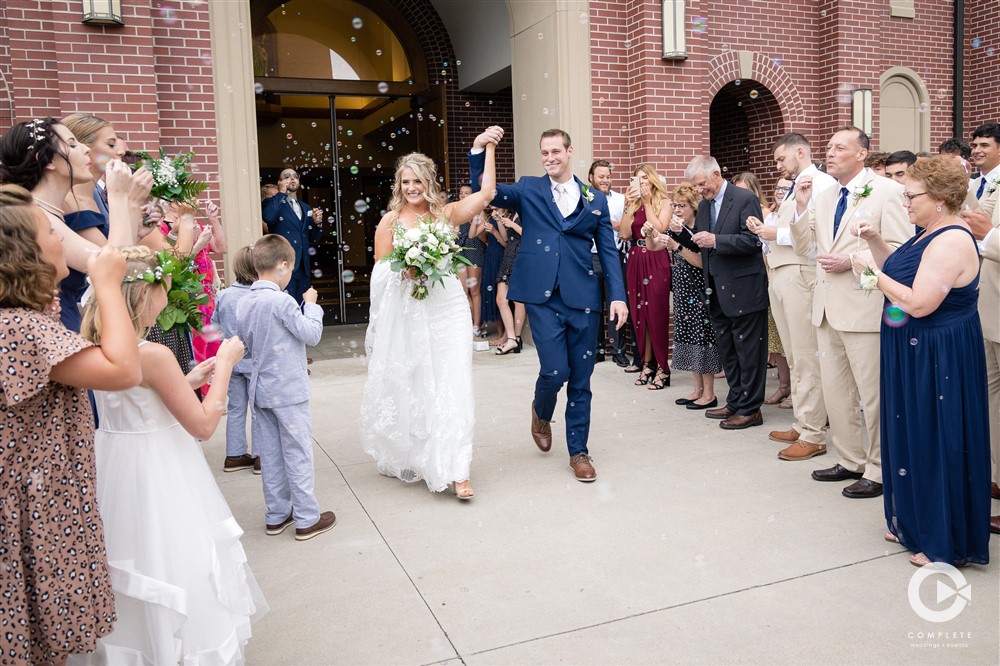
[992,483,1000,500]
[720,411,763,430]
[265,514,294,536]
[295,511,337,541]
[768,427,800,443]
[569,454,596,482]
[777,440,827,461]
[531,406,552,452]
[705,406,735,420]
[990,515,1000,535]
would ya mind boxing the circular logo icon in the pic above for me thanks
[907,562,971,623]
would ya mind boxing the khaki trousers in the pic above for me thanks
[769,263,827,444]
[816,322,882,483]
[986,338,1000,486]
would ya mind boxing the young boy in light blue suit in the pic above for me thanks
[235,234,336,541]
[212,246,260,474]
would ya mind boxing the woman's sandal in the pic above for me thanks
[909,552,931,567]
[647,371,671,390]
[634,363,656,386]
[884,531,900,544]
[764,386,791,405]
[496,337,521,355]
[454,480,474,500]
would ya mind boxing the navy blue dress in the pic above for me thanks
[59,210,107,332]
[880,225,990,566]
[480,219,504,324]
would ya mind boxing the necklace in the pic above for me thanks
[34,199,66,222]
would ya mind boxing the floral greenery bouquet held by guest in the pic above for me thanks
[383,215,471,299]
[127,249,210,331]
[133,149,208,208]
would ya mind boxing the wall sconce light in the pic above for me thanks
[81,0,124,26]
[851,89,873,136]
[661,0,687,61]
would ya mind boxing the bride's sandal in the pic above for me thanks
[454,480,474,500]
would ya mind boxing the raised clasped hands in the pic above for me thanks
[473,126,504,149]
[105,159,133,198]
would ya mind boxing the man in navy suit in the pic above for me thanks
[262,168,323,304]
[470,128,628,482]
[685,156,769,430]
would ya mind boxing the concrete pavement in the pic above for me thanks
[204,326,999,665]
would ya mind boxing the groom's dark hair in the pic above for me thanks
[540,128,571,149]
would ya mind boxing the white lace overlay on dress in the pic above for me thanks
[360,261,475,492]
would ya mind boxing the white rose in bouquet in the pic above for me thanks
[384,215,474,300]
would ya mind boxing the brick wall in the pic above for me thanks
[0,0,217,198]
[963,1,1000,134]
[391,0,515,197]
[590,0,969,196]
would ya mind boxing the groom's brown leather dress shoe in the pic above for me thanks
[569,454,596,482]
[531,406,552,452]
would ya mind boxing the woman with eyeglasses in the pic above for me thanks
[851,155,990,568]
[663,182,721,408]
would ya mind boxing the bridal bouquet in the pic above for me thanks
[384,216,470,300]
[133,149,209,205]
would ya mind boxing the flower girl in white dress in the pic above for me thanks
[77,246,267,665]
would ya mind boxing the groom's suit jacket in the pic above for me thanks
[469,151,625,311]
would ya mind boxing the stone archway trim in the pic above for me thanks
[705,50,806,133]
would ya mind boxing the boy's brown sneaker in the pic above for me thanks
[224,454,258,473]
[294,511,337,541]
[253,456,261,475]
[265,514,294,536]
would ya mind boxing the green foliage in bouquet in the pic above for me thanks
[134,149,209,205]
[154,250,210,332]
[382,216,471,299]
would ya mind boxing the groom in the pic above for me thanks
[470,127,628,482]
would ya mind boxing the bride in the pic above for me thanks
[361,126,502,499]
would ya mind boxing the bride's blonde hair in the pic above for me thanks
[387,152,447,221]
[81,246,163,344]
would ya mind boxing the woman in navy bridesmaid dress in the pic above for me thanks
[852,156,990,568]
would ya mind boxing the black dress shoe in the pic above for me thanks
[842,478,883,498]
[612,352,630,368]
[811,464,864,482]
[686,397,719,410]
[595,354,606,363]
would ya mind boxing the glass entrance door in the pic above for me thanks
[256,93,421,324]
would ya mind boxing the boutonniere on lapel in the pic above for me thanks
[580,184,595,204]
[986,178,1000,196]
[849,181,874,205]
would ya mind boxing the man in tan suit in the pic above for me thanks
[749,133,835,460]
[961,174,1000,532]
[789,126,912,499]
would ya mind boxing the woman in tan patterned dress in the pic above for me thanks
[0,184,140,664]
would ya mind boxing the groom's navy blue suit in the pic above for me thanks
[470,151,626,456]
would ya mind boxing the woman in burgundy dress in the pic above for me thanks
[619,165,672,389]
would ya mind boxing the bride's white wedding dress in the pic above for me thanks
[361,259,475,492]
[75,342,268,665]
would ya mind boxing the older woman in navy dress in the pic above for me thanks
[852,156,990,568]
